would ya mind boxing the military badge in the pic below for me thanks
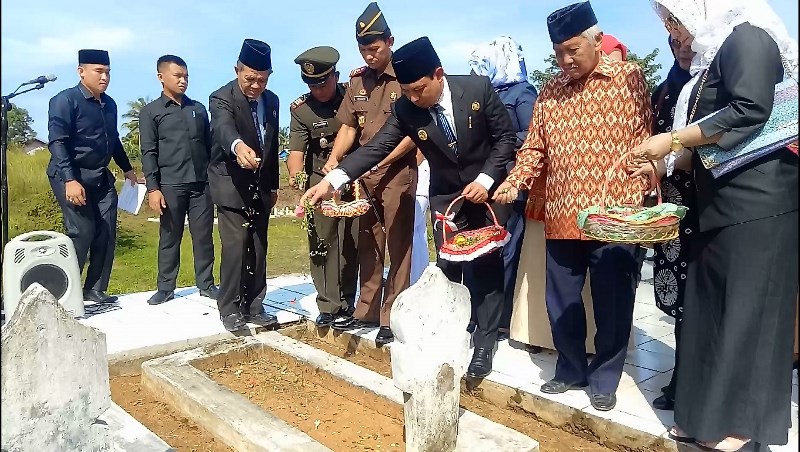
[390,91,398,101]
[358,88,367,95]
[320,136,329,148]
[358,115,366,127]
[303,62,315,75]
[418,129,428,141]
[472,101,480,111]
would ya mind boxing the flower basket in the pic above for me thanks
[321,181,371,218]
[577,151,684,245]
[438,195,510,262]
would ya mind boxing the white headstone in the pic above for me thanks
[1,283,112,451]
[390,266,472,452]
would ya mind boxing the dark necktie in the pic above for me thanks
[432,104,458,155]
[249,100,264,150]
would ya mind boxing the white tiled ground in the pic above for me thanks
[77,265,798,451]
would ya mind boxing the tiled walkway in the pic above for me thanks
[77,265,798,451]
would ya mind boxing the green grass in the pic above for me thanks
[6,146,436,295]
[6,146,310,294]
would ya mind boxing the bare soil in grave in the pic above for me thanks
[110,375,233,452]
[288,331,616,452]
[196,347,405,452]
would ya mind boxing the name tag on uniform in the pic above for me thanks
[353,95,368,102]
[312,120,328,129]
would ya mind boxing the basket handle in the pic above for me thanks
[327,179,362,206]
[440,195,502,244]
[599,151,662,211]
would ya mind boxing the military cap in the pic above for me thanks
[239,39,272,71]
[547,1,598,44]
[356,2,391,45]
[294,46,340,86]
[78,49,109,65]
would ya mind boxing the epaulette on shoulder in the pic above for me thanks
[350,65,368,78]
[290,93,309,111]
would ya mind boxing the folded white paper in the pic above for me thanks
[118,182,147,215]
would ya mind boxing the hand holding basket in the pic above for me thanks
[320,181,371,218]
[438,196,510,262]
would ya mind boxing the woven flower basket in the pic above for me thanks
[438,195,510,262]
[579,151,681,245]
[321,182,371,218]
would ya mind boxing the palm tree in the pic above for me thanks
[121,97,151,161]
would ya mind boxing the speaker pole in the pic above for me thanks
[1,83,47,311]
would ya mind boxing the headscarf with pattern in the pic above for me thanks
[468,36,528,88]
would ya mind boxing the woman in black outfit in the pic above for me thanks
[634,1,799,450]
[649,35,696,412]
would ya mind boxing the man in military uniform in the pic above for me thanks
[286,46,359,328]
[322,2,417,345]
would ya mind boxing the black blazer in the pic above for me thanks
[338,75,516,217]
[691,23,798,231]
[208,80,280,209]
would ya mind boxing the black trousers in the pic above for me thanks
[157,183,215,292]
[545,239,638,394]
[432,201,507,349]
[49,173,117,293]
[216,202,269,317]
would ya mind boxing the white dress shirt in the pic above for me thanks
[325,75,494,191]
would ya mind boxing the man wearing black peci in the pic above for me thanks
[208,39,280,331]
[303,37,516,378]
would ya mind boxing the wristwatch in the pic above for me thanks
[670,130,683,152]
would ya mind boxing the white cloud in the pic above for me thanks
[2,27,136,73]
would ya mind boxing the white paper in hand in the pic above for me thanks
[118,182,147,215]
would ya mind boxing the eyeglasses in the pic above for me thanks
[664,13,682,32]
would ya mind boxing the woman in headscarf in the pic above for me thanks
[649,35,696,412]
[468,36,538,341]
[633,0,799,449]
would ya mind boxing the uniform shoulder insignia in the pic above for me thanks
[290,93,309,111]
[350,66,368,78]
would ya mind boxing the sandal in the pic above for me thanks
[667,426,695,443]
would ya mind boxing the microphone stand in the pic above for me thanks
[1,82,46,311]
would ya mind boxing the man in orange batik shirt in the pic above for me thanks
[495,1,652,412]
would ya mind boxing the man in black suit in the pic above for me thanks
[303,36,516,377]
[208,39,280,331]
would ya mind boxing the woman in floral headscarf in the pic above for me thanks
[633,0,799,450]
[469,36,539,341]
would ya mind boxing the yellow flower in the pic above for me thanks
[454,235,467,246]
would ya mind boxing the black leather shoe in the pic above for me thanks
[199,285,220,300]
[652,394,675,411]
[590,392,617,411]
[147,290,174,305]
[466,322,476,333]
[333,305,355,321]
[315,313,335,327]
[221,313,247,331]
[466,347,493,378]
[84,289,117,304]
[375,327,394,345]
[497,330,510,341]
[540,379,587,394]
[331,317,378,331]
[244,312,278,328]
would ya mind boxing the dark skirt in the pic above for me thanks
[675,210,799,445]
[652,170,697,320]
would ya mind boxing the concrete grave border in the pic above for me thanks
[288,321,683,452]
[141,332,539,452]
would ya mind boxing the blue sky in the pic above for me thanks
[2,0,798,140]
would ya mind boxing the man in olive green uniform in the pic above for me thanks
[287,46,359,327]
[322,2,417,345]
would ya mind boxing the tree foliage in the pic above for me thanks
[6,105,37,145]
[121,97,151,161]
[528,48,663,94]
